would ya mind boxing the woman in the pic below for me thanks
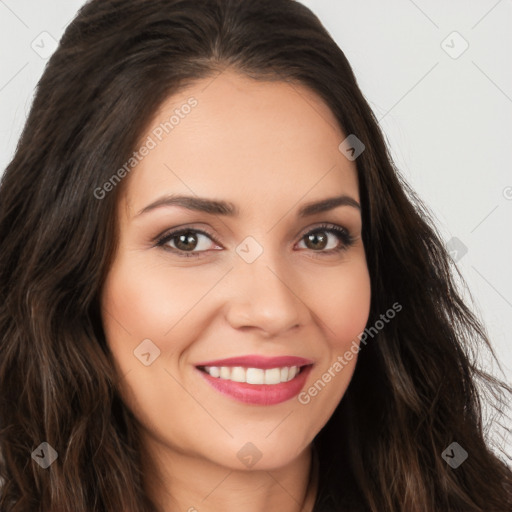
[0,0,510,511]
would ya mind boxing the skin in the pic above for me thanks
[101,68,371,512]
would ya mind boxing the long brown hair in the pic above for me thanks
[0,1,510,510]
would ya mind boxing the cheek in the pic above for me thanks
[100,259,176,384]
[294,260,370,437]
[101,261,161,342]
[101,255,207,345]
[309,257,371,347]
[100,257,199,438]
[100,252,226,387]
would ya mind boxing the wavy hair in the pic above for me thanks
[0,0,510,510]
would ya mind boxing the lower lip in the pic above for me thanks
[197,365,313,405]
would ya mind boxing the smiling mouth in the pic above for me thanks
[196,365,311,385]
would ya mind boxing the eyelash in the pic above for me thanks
[155,223,356,259]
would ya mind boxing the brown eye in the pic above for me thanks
[304,231,329,251]
[173,231,200,251]
[156,228,220,258]
[297,224,355,254]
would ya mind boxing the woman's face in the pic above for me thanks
[101,69,371,471]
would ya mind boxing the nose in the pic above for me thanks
[223,250,307,338]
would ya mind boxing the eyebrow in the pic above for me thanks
[135,194,361,218]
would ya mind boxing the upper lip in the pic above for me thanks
[195,355,314,369]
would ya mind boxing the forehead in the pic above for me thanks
[123,69,359,218]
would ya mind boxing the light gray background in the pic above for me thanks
[1,0,511,453]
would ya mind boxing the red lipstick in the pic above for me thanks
[195,355,314,405]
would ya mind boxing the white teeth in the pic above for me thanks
[246,368,264,384]
[203,365,301,384]
[264,368,281,385]
[231,366,246,382]
[209,366,220,378]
